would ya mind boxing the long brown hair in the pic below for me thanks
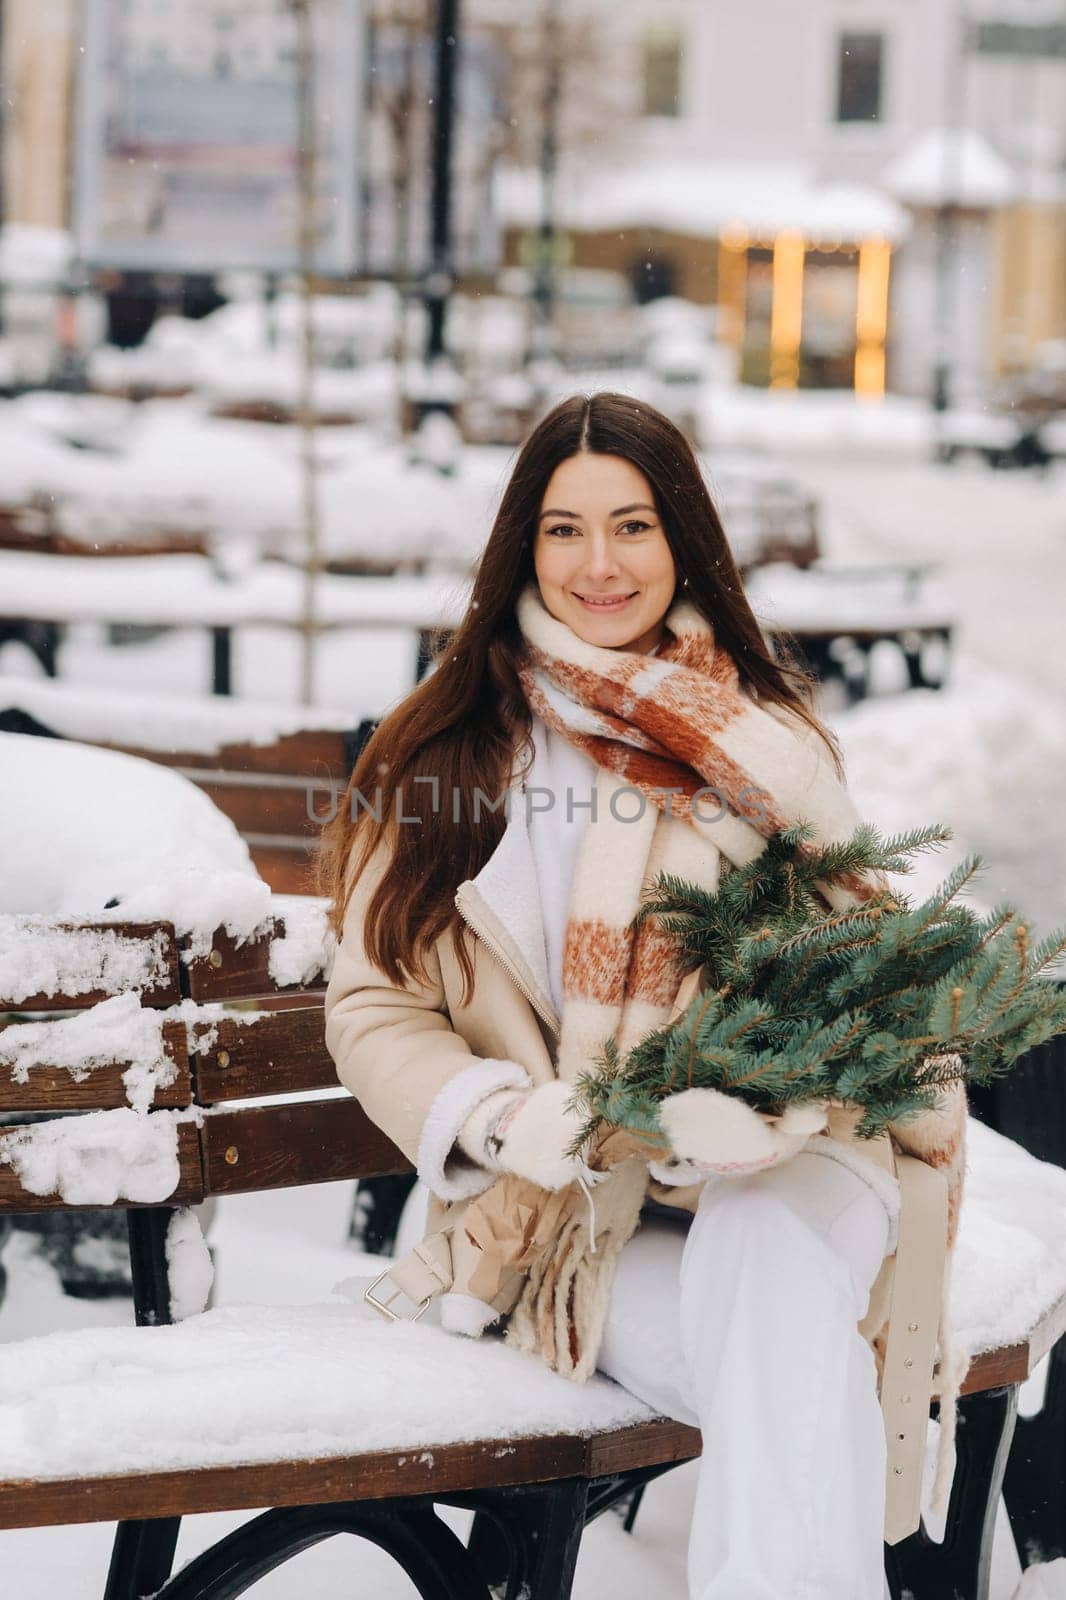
[317,391,842,995]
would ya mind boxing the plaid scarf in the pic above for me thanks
[513,580,884,1086]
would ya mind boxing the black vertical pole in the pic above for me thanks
[423,0,460,366]
[931,5,967,414]
[529,0,560,369]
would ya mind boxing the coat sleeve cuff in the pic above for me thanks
[416,1058,533,1202]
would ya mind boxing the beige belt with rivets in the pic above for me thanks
[881,1152,950,1545]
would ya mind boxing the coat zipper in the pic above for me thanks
[453,885,560,1037]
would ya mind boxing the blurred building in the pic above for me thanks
[1,0,1063,398]
[495,0,1066,397]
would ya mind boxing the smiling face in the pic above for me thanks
[533,452,678,654]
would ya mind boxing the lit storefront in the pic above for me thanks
[497,162,907,394]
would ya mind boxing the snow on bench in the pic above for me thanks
[0,1119,1062,1490]
[0,1299,657,1484]
[0,673,360,758]
[0,549,472,632]
[744,560,955,634]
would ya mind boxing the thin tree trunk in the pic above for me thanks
[293,0,321,707]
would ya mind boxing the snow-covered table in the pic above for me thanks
[744,561,956,701]
[0,550,473,692]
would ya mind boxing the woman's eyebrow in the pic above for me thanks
[537,502,656,521]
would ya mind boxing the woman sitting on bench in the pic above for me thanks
[321,391,968,1600]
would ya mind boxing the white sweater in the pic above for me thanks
[526,712,599,1018]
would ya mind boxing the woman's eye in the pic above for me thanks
[544,522,651,538]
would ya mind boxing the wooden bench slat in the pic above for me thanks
[246,842,317,896]
[201,1096,410,1194]
[585,1419,701,1478]
[181,926,281,1001]
[0,1019,191,1111]
[109,729,355,778]
[0,1420,694,1531]
[0,1119,204,1211]
[179,924,327,1001]
[188,777,327,841]
[192,1006,335,1103]
[0,921,182,1012]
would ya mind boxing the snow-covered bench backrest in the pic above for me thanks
[0,912,407,1215]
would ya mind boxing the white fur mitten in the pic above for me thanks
[457,1080,589,1191]
[655,1088,829,1180]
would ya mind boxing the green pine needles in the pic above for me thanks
[571,820,1066,1152]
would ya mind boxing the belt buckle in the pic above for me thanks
[364,1267,433,1324]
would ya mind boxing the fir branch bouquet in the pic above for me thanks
[571,821,1066,1151]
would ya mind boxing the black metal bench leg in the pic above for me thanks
[127,1207,176,1328]
[884,1383,1019,1600]
[150,1499,489,1600]
[467,1479,590,1600]
[103,1517,182,1600]
[902,643,927,690]
[622,1481,647,1532]
[103,1209,181,1596]
[1003,1332,1066,1567]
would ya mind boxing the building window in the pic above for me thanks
[642,24,683,118]
[836,31,884,122]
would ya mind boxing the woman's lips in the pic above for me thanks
[573,592,637,611]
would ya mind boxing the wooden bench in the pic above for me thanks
[1,914,1065,1597]
[0,548,471,695]
[0,913,699,1599]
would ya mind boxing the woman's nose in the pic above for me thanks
[581,534,621,580]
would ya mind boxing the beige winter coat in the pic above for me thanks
[324,781,965,1544]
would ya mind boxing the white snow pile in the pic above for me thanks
[0,992,177,1112]
[0,917,174,1007]
[840,657,1066,824]
[0,1298,655,1480]
[0,223,73,286]
[1012,1560,1066,1598]
[0,1106,201,1207]
[165,1206,215,1321]
[952,1120,1066,1356]
[0,732,272,956]
[269,896,334,989]
[836,656,1066,925]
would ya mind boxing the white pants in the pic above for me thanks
[596,1145,901,1600]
